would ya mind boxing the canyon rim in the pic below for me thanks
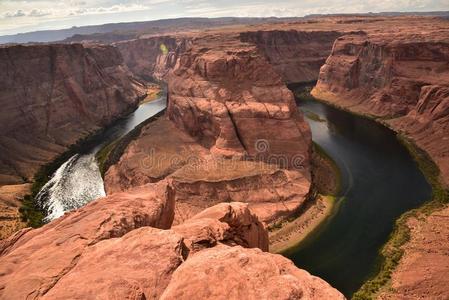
[0,6,448,300]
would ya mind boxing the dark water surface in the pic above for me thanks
[286,96,431,297]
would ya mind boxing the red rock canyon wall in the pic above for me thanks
[0,44,145,185]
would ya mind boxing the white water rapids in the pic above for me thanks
[36,94,166,221]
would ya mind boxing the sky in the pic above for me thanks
[0,0,448,36]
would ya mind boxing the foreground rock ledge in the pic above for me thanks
[0,186,344,299]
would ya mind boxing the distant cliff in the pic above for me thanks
[312,31,449,187]
[240,30,342,83]
[0,43,145,185]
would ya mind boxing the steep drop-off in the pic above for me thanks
[115,36,191,80]
[313,30,449,187]
[105,33,314,227]
[240,30,342,83]
[0,43,145,185]
[167,34,312,167]
[0,185,344,299]
[312,27,449,298]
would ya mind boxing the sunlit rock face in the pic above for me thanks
[0,43,145,185]
[0,185,344,300]
[313,30,449,187]
[166,34,312,170]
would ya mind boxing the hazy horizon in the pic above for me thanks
[1,0,448,36]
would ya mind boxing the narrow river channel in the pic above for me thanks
[286,90,432,297]
[37,91,167,221]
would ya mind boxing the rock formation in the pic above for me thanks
[167,34,311,168]
[161,244,345,300]
[312,30,449,187]
[104,117,311,226]
[379,206,449,299]
[311,22,449,299]
[0,186,344,299]
[240,30,342,83]
[106,33,313,227]
[115,35,191,80]
[0,182,174,298]
[0,43,145,185]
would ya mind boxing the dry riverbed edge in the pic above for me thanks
[269,143,342,253]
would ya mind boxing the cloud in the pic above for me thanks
[4,10,27,18]
[0,0,448,36]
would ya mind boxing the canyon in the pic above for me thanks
[0,15,448,299]
[0,43,145,185]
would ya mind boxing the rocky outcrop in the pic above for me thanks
[161,244,345,300]
[0,43,145,185]
[240,30,342,83]
[104,118,311,226]
[379,206,449,299]
[0,185,343,299]
[115,36,191,80]
[167,35,312,168]
[389,85,449,186]
[312,31,449,187]
[0,182,173,298]
[172,202,268,252]
[170,160,310,225]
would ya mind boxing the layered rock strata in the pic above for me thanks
[115,36,191,80]
[311,27,449,299]
[0,43,145,185]
[240,30,342,83]
[0,187,343,299]
[104,118,311,226]
[312,31,449,186]
[167,35,312,168]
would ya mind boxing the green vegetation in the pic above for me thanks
[19,194,44,228]
[18,134,99,227]
[96,140,119,177]
[97,109,166,177]
[305,110,326,122]
[18,115,136,227]
[353,136,448,300]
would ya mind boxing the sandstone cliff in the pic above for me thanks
[105,33,313,227]
[312,30,449,187]
[115,35,191,80]
[378,206,449,299]
[240,30,342,83]
[311,26,449,299]
[0,43,145,185]
[104,118,311,226]
[0,186,344,299]
[167,34,312,167]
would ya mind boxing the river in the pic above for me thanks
[36,83,431,297]
[36,92,166,221]
[286,92,432,297]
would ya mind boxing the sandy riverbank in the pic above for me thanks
[269,195,336,253]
